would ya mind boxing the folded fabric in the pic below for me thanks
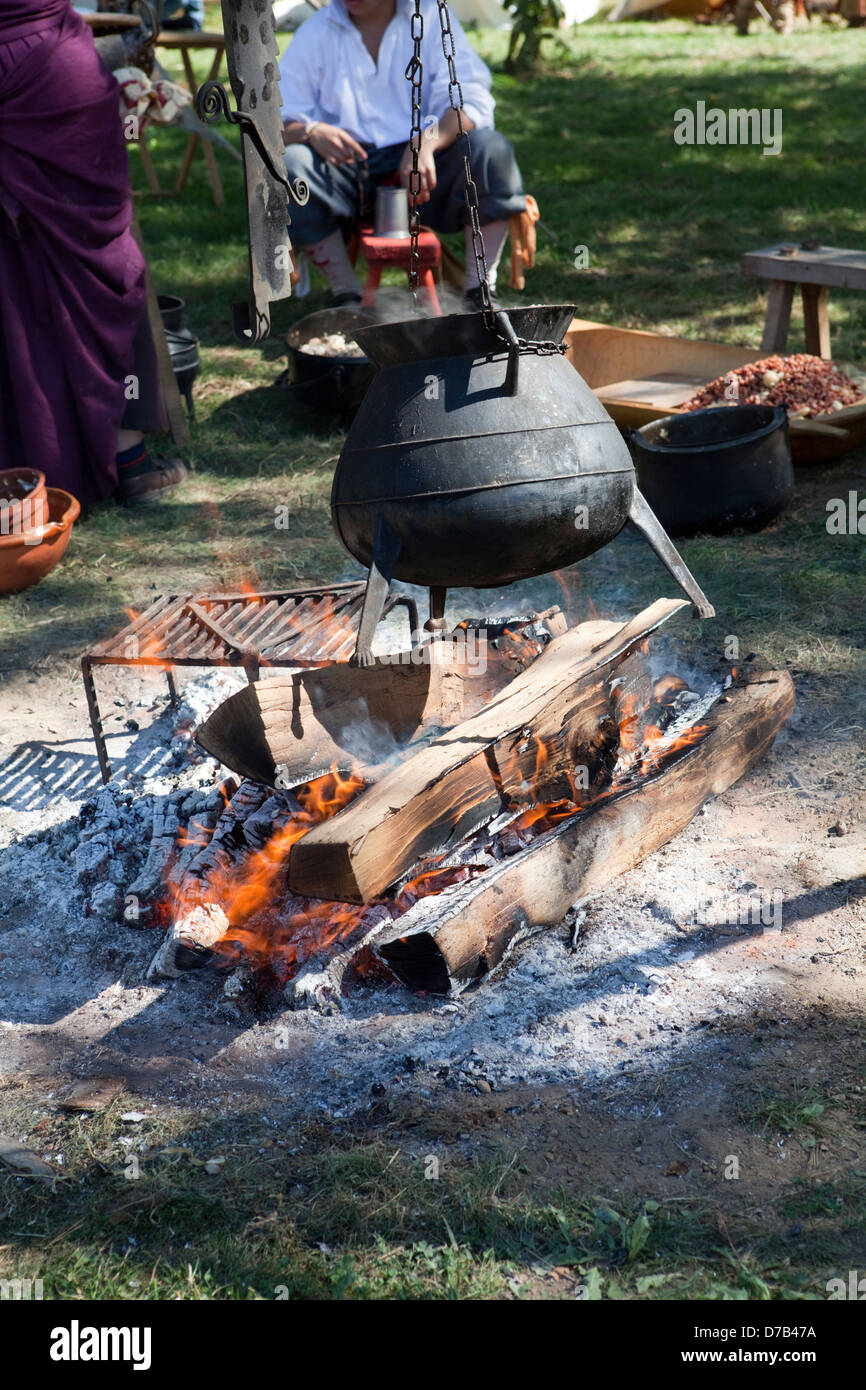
[115,65,190,130]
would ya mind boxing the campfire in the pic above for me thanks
[120,592,794,1012]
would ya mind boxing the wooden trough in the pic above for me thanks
[565,317,866,465]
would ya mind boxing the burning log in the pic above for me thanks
[126,795,177,905]
[147,903,232,980]
[196,658,445,788]
[147,779,282,978]
[369,669,794,994]
[125,779,238,915]
[195,609,569,789]
[147,771,365,981]
[287,599,687,904]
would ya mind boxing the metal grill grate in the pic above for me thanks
[82,583,418,782]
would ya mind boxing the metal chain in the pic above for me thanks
[433,0,495,331]
[405,0,424,308]
[406,0,568,355]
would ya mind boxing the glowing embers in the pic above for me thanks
[150,669,722,998]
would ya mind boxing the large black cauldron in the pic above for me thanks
[332,305,714,662]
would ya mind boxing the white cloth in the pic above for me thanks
[278,0,496,148]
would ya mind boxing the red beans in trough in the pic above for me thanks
[682,354,864,419]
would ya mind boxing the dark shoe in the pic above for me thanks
[332,291,362,308]
[117,453,188,505]
[463,284,501,313]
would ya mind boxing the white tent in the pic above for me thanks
[562,0,607,20]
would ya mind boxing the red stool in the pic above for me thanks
[357,225,442,315]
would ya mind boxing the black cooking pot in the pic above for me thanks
[165,327,200,418]
[157,293,186,333]
[330,303,716,662]
[285,306,379,417]
[629,404,793,537]
[332,305,638,590]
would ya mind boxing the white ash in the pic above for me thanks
[3,622,857,1129]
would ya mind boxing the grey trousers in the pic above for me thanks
[284,128,526,245]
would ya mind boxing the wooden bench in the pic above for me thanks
[154,30,228,206]
[742,242,866,359]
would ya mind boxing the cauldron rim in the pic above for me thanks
[286,304,380,362]
[353,304,576,368]
[634,404,787,455]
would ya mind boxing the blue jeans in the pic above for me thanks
[284,128,525,245]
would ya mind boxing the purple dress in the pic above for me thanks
[0,1,162,504]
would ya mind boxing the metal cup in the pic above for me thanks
[374,185,410,239]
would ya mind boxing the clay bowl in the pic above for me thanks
[0,467,48,512]
[0,487,81,595]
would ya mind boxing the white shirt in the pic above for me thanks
[279,0,496,148]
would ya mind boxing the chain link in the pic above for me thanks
[512,336,569,355]
[405,0,568,356]
[405,0,424,306]
[433,0,496,331]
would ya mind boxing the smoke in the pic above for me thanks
[365,282,469,325]
[327,695,413,768]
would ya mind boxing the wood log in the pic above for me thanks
[196,654,456,788]
[372,670,795,994]
[146,779,303,979]
[195,608,569,789]
[288,599,687,904]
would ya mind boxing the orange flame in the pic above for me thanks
[639,722,708,771]
[162,633,716,988]
[395,862,481,911]
[615,691,642,753]
[166,765,367,977]
[219,766,362,930]
[120,606,172,670]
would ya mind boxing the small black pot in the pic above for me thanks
[157,294,186,333]
[628,404,793,537]
[285,306,378,418]
[165,326,200,418]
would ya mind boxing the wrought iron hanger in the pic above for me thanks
[194,0,307,343]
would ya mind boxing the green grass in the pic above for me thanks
[3,17,866,1302]
[753,1089,832,1140]
[2,1099,859,1300]
[2,18,865,679]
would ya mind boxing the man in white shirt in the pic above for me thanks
[280,0,526,308]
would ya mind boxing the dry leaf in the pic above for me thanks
[0,1136,56,1178]
[61,1077,125,1113]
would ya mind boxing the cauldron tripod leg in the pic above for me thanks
[425,586,448,633]
[628,488,715,620]
[350,515,402,667]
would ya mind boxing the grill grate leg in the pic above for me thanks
[81,658,112,784]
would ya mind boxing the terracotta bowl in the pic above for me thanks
[0,487,81,595]
[0,466,48,513]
